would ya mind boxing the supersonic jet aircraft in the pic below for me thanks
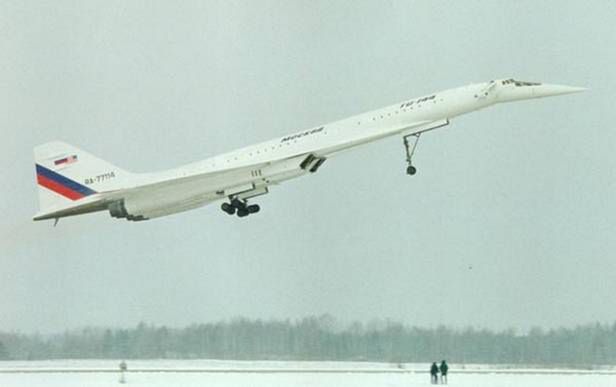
[33,78,584,223]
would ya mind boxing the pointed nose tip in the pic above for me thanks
[534,84,587,97]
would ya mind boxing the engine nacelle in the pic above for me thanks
[108,199,148,221]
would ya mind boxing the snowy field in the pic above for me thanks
[1,360,615,387]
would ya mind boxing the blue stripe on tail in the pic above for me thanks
[35,164,97,196]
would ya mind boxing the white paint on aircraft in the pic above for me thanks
[32,78,585,222]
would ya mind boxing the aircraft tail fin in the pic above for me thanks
[34,141,132,213]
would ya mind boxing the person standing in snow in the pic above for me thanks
[430,362,439,384]
[440,360,449,384]
[119,360,127,384]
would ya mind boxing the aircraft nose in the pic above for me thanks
[532,84,587,98]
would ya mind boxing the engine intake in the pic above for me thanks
[108,200,128,219]
[108,200,148,221]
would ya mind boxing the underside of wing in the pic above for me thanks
[118,152,321,219]
[61,153,315,221]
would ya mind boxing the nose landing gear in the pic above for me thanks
[221,198,261,218]
[403,133,421,176]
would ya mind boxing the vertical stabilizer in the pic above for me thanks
[34,141,132,212]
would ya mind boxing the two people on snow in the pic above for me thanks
[430,360,448,384]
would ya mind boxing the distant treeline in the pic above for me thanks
[1,316,616,366]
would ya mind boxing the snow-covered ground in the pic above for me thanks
[1,360,615,386]
[3,372,616,387]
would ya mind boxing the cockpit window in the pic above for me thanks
[501,78,541,87]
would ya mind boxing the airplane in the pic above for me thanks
[33,78,585,223]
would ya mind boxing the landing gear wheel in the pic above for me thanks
[231,198,245,209]
[247,204,260,214]
[226,196,261,218]
[221,202,236,215]
[406,165,417,175]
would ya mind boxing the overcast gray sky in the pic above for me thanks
[1,1,615,333]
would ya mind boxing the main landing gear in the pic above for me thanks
[221,198,260,218]
[403,133,421,176]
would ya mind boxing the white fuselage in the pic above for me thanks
[113,82,495,218]
[33,78,584,221]
[179,83,489,175]
[140,84,487,183]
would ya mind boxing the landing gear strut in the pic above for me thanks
[221,198,261,218]
[403,133,421,175]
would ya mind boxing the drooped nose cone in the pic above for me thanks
[531,84,587,98]
[496,82,587,103]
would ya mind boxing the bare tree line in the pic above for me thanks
[1,316,615,366]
